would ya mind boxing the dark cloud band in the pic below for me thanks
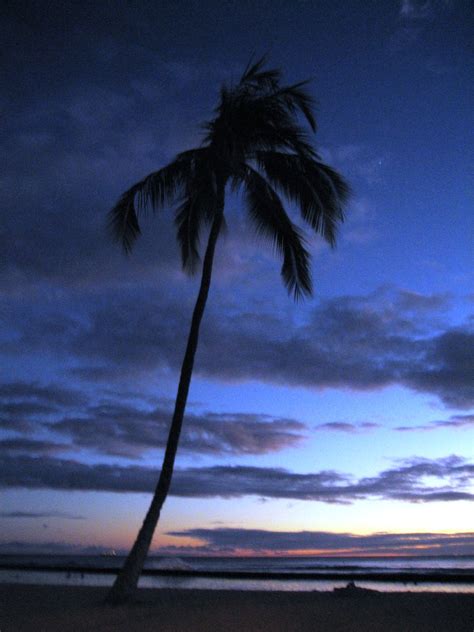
[1,454,472,503]
[5,288,472,409]
[165,527,474,556]
[0,386,306,457]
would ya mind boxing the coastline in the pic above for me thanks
[2,561,473,584]
[2,584,474,632]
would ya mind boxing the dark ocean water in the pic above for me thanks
[1,554,473,593]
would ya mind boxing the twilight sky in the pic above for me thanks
[1,0,473,557]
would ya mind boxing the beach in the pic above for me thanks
[2,584,473,631]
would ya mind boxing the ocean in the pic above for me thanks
[1,554,473,593]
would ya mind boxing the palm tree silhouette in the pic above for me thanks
[106,58,350,603]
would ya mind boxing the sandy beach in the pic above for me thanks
[1,584,473,631]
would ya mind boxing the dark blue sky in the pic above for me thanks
[1,0,473,556]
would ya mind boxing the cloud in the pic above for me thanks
[165,527,474,556]
[314,422,380,434]
[389,24,424,51]
[404,329,474,408]
[52,407,306,458]
[354,456,474,503]
[390,0,451,51]
[0,438,71,456]
[399,1,434,20]
[0,382,89,433]
[0,541,109,555]
[0,4,235,294]
[0,511,85,520]
[396,413,474,432]
[321,144,388,187]
[2,530,472,557]
[1,454,472,504]
[191,287,471,408]
[0,382,87,409]
[5,287,471,409]
[341,198,379,245]
[0,384,306,458]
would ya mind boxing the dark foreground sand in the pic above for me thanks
[1,584,473,631]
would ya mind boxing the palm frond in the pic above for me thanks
[240,55,265,82]
[174,161,220,273]
[108,184,142,254]
[277,82,317,132]
[175,196,204,273]
[255,151,349,247]
[239,55,281,90]
[108,149,204,253]
[300,159,350,246]
[139,149,205,211]
[237,165,312,299]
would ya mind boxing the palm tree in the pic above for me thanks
[105,58,350,604]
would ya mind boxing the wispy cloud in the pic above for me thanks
[399,0,434,20]
[321,144,388,187]
[396,413,474,432]
[314,422,380,434]
[342,197,379,245]
[314,413,474,435]
[390,0,451,52]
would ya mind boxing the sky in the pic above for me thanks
[1,0,473,558]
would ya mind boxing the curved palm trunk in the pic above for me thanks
[106,209,223,604]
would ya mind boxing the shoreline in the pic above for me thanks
[2,584,474,631]
[1,562,473,584]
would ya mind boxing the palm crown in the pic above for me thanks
[109,58,350,299]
